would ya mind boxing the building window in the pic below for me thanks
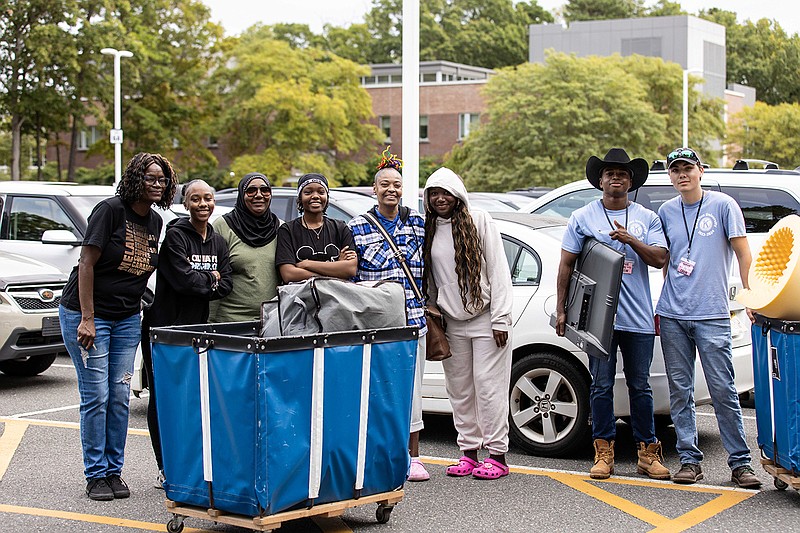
[458,113,480,140]
[207,136,219,148]
[621,37,662,57]
[421,73,437,83]
[390,74,402,84]
[380,116,391,143]
[377,75,390,84]
[77,126,98,151]
[419,116,429,141]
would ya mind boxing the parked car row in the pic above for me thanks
[5,163,797,456]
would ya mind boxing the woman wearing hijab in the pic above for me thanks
[423,167,514,480]
[275,173,357,282]
[208,173,280,322]
[145,180,233,487]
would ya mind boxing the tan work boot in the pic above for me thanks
[590,439,614,479]
[637,441,671,480]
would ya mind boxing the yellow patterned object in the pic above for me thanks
[737,214,800,319]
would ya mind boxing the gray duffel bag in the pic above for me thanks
[261,277,407,337]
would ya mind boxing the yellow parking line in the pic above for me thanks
[0,417,149,436]
[647,491,755,533]
[548,472,669,527]
[0,503,212,532]
[0,420,28,482]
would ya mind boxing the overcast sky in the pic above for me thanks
[201,0,800,37]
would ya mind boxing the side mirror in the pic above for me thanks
[41,229,81,246]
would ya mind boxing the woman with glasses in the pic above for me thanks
[59,152,177,501]
[144,180,233,487]
[275,173,357,282]
[208,173,281,322]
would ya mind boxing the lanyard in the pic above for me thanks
[680,192,704,257]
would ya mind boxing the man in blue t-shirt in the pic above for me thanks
[656,147,760,488]
[556,148,669,480]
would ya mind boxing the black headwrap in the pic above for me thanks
[222,173,279,248]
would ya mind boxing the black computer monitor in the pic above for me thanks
[550,238,624,359]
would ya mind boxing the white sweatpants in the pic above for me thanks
[442,311,512,454]
[410,335,426,434]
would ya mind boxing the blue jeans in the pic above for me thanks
[60,306,140,481]
[659,317,751,469]
[589,330,656,444]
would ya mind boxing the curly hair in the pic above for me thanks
[423,197,484,314]
[116,152,178,209]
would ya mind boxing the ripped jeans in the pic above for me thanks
[59,306,140,481]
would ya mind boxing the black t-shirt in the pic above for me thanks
[62,196,162,320]
[275,217,355,266]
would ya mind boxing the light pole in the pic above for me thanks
[682,68,703,147]
[100,48,133,187]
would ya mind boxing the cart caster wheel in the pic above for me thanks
[166,516,185,533]
[376,504,393,524]
[775,478,789,491]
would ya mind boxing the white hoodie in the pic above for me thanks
[423,168,513,330]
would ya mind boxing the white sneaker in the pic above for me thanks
[408,459,430,482]
[154,470,165,490]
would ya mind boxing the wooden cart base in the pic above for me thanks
[164,490,404,532]
[760,457,800,492]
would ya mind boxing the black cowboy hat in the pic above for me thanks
[585,148,649,192]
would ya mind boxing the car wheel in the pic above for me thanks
[0,353,58,377]
[508,352,590,457]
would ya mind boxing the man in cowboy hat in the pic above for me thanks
[655,147,760,488]
[555,148,670,480]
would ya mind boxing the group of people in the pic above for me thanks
[59,144,761,502]
[555,146,761,489]
[59,148,514,501]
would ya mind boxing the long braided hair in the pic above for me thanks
[423,194,485,314]
[116,152,178,209]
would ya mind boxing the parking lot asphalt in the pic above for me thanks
[1,355,798,533]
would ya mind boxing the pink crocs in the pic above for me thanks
[408,459,430,482]
[446,456,480,477]
[472,457,509,480]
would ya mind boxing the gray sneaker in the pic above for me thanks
[154,470,166,490]
[673,463,703,484]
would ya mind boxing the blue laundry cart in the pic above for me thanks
[150,321,418,531]
[752,314,800,493]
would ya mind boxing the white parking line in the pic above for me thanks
[7,392,145,419]
[51,363,74,369]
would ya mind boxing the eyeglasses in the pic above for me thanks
[667,148,698,162]
[144,176,169,187]
[245,185,271,197]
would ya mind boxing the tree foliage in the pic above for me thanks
[563,0,645,22]
[728,102,800,169]
[447,53,724,190]
[700,9,800,105]
[212,27,382,187]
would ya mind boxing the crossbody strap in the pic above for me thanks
[363,211,425,303]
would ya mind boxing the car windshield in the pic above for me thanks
[62,195,108,221]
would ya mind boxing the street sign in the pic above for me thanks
[109,129,123,144]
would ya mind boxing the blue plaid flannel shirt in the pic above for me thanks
[348,209,427,335]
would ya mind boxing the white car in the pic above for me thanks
[422,212,753,457]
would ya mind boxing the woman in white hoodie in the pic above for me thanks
[423,167,514,480]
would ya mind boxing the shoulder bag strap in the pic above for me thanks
[363,211,425,303]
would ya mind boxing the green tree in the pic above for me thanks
[563,0,645,22]
[447,53,723,190]
[0,0,76,180]
[728,102,800,168]
[645,0,685,17]
[212,28,382,187]
[700,9,800,105]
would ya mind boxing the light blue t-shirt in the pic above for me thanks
[655,190,746,320]
[562,199,667,334]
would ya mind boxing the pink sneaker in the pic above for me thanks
[408,459,430,482]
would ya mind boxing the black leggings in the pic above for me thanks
[141,313,163,471]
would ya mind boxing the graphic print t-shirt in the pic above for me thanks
[275,217,356,266]
[62,196,162,320]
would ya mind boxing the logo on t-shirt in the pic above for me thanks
[697,213,718,237]
[296,244,340,262]
[627,220,647,240]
